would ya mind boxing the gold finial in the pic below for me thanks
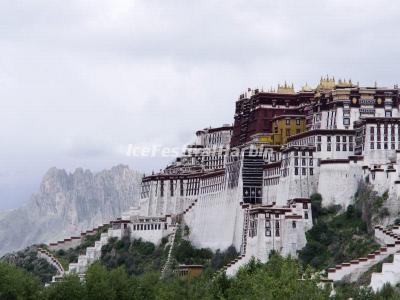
[317,75,336,90]
[301,82,313,92]
[277,82,295,94]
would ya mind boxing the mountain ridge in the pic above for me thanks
[0,164,142,256]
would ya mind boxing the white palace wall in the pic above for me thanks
[317,161,363,208]
[184,186,243,251]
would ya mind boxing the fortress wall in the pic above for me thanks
[364,149,394,165]
[369,170,393,195]
[276,173,317,205]
[318,162,363,208]
[184,187,242,251]
[129,224,170,245]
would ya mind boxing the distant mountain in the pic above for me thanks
[0,165,142,256]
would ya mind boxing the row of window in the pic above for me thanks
[200,175,226,194]
[294,167,314,176]
[323,142,354,152]
[264,178,280,186]
[132,223,167,231]
[294,150,313,157]
[294,157,313,167]
[284,119,302,125]
[370,142,399,150]
[264,167,280,177]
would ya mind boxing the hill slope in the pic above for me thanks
[0,165,142,256]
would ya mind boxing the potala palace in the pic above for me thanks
[44,77,400,291]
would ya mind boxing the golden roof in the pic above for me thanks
[317,75,336,90]
[301,82,314,92]
[277,82,295,94]
[336,78,355,88]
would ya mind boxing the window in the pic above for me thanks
[286,129,290,137]
[294,151,298,156]
[309,158,313,166]
[336,143,340,151]
[275,221,280,237]
[303,203,308,209]
[384,143,388,149]
[302,168,306,175]
[336,136,340,142]
[296,129,301,134]
[317,136,321,142]
[296,119,301,125]
[327,144,331,151]
[310,168,314,175]
[294,158,299,166]
[265,220,271,237]
[160,181,164,197]
[317,144,321,151]
[286,119,290,125]
[302,158,306,166]
[180,180,184,196]
[249,217,258,237]
[377,143,381,149]
[386,111,392,117]
[343,118,350,125]
[304,212,309,219]
[295,168,299,175]
[327,136,331,142]
[343,136,347,142]
[370,142,374,149]
[343,144,347,151]
[292,221,296,229]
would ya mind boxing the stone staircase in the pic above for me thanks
[326,225,400,283]
[66,227,124,279]
[37,247,65,284]
[182,199,198,215]
[370,225,400,291]
[159,198,198,278]
[160,224,179,279]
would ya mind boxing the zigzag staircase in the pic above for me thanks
[369,225,400,291]
[66,227,124,280]
[160,198,198,278]
[37,247,65,284]
[182,199,198,215]
[160,224,179,279]
[326,225,400,284]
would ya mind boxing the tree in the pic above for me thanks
[85,263,116,300]
[42,275,85,300]
[0,261,42,300]
[226,254,331,300]
[311,193,323,220]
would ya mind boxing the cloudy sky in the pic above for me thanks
[1,0,400,210]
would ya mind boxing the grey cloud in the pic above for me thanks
[1,0,400,209]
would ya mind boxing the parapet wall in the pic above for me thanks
[48,223,111,252]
